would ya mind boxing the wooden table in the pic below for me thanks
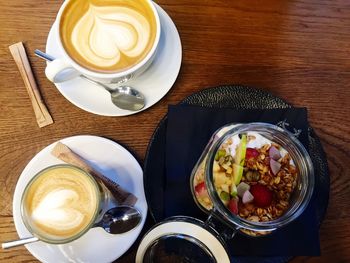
[0,0,349,262]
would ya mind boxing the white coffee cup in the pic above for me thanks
[45,0,161,84]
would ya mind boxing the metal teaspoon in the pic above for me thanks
[93,205,142,234]
[34,49,146,111]
[2,205,142,249]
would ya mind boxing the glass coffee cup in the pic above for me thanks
[20,164,108,244]
[190,122,314,236]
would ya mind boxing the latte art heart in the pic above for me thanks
[72,6,150,68]
[60,0,158,73]
[32,189,84,232]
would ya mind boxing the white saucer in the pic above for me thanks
[46,4,182,116]
[13,135,147,263]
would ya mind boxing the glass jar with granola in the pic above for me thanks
[190,123,314,236]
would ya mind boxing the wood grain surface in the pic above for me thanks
[0,0,349,262]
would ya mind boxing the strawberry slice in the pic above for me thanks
[228,198,239,214]
[246,148,259,159]
[250,184,273,207]
[195,182,207,197]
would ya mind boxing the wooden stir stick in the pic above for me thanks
[51,142,138,206]
[9,42,53,128]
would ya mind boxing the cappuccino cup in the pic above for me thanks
[45,0,161,84]
[21,165,107,244]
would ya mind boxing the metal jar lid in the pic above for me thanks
[136,216,230,263]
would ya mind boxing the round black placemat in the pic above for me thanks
[143,85,330,263]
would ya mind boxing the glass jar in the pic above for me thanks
[190,122,314,236]
[136,122,315,262]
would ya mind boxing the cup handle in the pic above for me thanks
[45,58,80,83]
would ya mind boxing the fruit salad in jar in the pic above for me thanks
[193,132,299,235]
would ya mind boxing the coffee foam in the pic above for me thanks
[60,0,157,73]
[72,5,150,68]
[23,167,98,239]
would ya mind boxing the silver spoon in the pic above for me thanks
[2,205,142,249]
[93,205,142,234]
[34,49,145,111]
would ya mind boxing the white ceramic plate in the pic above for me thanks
[46,4,182,116]
[13,135,147,263]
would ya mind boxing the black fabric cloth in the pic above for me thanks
[165,104,320,256]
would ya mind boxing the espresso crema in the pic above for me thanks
[60,0,157,73]
[22,166,99,240]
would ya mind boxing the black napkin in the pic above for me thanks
[165,104,320,256]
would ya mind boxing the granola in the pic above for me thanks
[193,132,299,236]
